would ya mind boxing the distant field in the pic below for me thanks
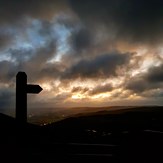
[28,105,163,125]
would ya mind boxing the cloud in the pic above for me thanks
[69,26,94,52]
[62,52,131,79]
[0,25,22,49]
[69,0,163,45]
[145,64,163,83]
[89,84,113,95]
[2,18,62,82]
[0,33,12,50]
[0,39,58,88]
[125,64,163,94]
[71,86,89,93]
[0,0,68,24]
[1,0,163,109]
[0,0,69,49]
[0,61,18,83]
[125,77,151,93]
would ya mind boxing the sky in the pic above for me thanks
[1,0,163,114]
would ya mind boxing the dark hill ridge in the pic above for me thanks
[0,113,41,146]
[43,106,163,142]
[1,106,163,162]
[0,113,40,137]
[0,113,42,163]
[41,106,163,162]
[0,113,17,126]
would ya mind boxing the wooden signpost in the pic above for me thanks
[16,72,43,123]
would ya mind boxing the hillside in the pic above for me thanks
[1,106,163,162]
[43,106,163,141]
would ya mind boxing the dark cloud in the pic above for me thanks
[154,91,163,98]
[0,0,67,24]
[145,64,163,83]
[69,26,93,52]
[0,42,58,86]
[15,42,57,82]
[0,15,76,88]
[9,48,34,63]
[71,86,89,93]
[69,0,163,44]
[1,0,163,109]
[0,33,12,50]
[0,25,20,49]
[6,20,58,81]
[125,77,150,93]
[125,64,163,93]
[39,63,64,81]
[62,52,131,79]
[89,84,113,95]
[0,61,18,83]
[111,90,131,99]
[37,20,58,40]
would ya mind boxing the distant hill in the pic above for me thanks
[28,105,160,125]
[42,106,163,142]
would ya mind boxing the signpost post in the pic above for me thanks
[16,72,43,123]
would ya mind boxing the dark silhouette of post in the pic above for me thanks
[16,72,27,123]
[16,72,42,123]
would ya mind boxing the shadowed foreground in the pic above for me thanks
[1,106,163,162]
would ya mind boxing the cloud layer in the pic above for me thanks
[0,0,163,114]
[69,0,163,45]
